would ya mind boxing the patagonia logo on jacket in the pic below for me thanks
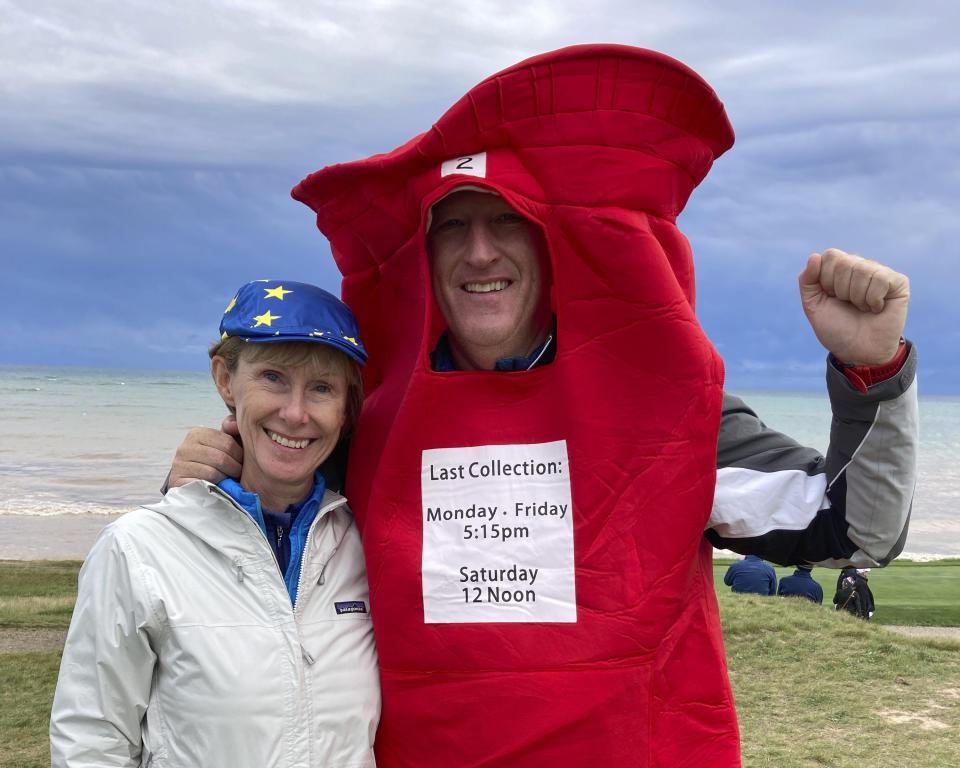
[335,601,368,615]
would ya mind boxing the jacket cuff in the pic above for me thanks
[831,338,909,395]
[827,339,916,402]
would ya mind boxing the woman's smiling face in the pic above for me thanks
[212,351,347,512]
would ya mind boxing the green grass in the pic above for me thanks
[714,558,960,626]
[0,650,62,768]
[718,589,959,767]
[1,559,958,767]
[0,560,81,629]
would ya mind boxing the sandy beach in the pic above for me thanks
[0,514,122,561]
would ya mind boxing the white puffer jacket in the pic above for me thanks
[50,481,380,767]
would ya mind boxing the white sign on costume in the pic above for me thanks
[421,440,577,623]
[440,152,487,179]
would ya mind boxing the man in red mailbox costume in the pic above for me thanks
[170,45,917,766]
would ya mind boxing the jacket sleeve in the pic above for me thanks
[704,342,918,568]
[50,524,158,767]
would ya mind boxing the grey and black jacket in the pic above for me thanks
[707,343,918,568]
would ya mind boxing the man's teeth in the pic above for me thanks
[464,280,509,293]
[268,431,310,449]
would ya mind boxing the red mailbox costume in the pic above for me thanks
[294,44,736,767]
[294,44,917,767]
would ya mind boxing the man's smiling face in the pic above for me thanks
[427,190,553,371]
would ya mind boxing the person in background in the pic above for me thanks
[777,564,824,603]
[724,554,778,595]
[834,566,876,619]
[50,280,379,768]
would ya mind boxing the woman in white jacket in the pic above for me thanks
[50,280,380,768]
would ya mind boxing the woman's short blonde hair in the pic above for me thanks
[209,336,363,439]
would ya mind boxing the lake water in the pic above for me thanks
[0,364,956,557]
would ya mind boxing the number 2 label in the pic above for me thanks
[441,152,487,178]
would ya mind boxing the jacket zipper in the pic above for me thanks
[210,485,346,613]
[293,496,346,615]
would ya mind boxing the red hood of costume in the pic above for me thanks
[293,45,738,768]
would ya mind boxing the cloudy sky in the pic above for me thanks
[2,0,957,392]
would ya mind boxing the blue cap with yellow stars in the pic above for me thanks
[219,280,367,365]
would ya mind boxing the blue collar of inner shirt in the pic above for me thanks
[218,470,326,525]
[431,328,556,372]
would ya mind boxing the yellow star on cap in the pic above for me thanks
[344,335,358,346]
[264,286,292,300]
[224,296,237,314]
[253,310,280,327]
